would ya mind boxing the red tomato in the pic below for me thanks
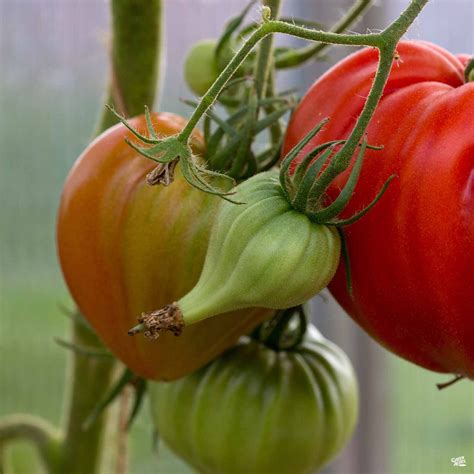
[283,41,474,378]
[57,112,270,380]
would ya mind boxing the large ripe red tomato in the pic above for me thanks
[57,112,270,380]
[283,41,474,378]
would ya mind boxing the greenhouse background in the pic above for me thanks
[0,0,473,472]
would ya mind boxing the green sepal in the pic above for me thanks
[126,378,147,431]
[292,140,344,187]
[229,91,258,176]
[328,174,396,227]
[54,337,113,359]
[279,118,330,194]
[291,145,335,212]
[124,135,191,164]
[179,158,240,204]
[309,139,368,222]
[144,105,158,139]
[337,227,353,297]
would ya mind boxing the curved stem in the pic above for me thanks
[276,0,374,69]
[0,415,62,473]
[327,0,428,175]
[95,0,163,133]
[178,21,381,145]
[436,374,465,391]
[178,1,428,146]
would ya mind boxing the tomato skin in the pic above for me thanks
[149,325,358,474]
[283,41,474,378]
[57,113,270,380]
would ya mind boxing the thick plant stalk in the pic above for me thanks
[58,321,118,474]
[0,1,163,472]
[95,0,163,133]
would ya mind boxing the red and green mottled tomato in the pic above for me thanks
[57,112,270,380]
[284,41,474,378]
[149,325,358,474]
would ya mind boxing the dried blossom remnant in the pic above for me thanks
[138,303,184,339]
[146,160,178,186]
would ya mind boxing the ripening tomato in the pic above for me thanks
[283,41,474,378]
[57,112,270,380]
[149,325,358,474]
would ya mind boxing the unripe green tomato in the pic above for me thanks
[179,170,341,325]
[149,325,359,474]
[184,39,219,96]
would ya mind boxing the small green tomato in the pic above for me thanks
[184,39,219,96]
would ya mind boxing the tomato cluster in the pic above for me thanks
[57,25,472,473]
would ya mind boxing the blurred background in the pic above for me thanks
[0,0,473,473]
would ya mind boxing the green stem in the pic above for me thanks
[327,0,429,176]
[95,0,163,134]
[179,0,428,154]
[254,0,283,100]
[258,0,284,145]
[0,415,62,473]
[58,321,118,474]
[276,0,374,69]
[178,21,380,145]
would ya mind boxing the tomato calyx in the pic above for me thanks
[129,303,184,340]
[279,118,394,294]
[280,118,390,226]
[107,105,238,201]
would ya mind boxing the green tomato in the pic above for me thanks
[131,170,341,339]
[149,325,359,474]
[184,39,219,96]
